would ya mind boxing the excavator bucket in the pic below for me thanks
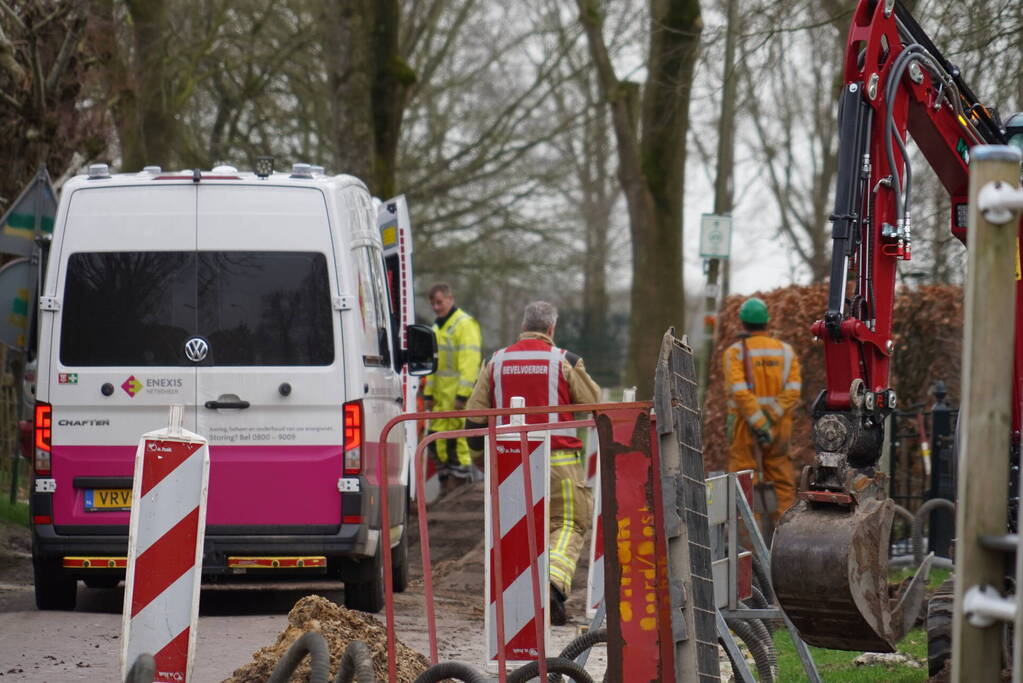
[772,495,933,652]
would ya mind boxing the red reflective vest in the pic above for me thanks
[488,338,580,450]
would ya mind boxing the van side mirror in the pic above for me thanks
[404,324,437,376]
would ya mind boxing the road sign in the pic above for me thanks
[699,214,732,259]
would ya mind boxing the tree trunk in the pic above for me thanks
[323,0,412,196]
[371,0,414,198]
[324,0,375,181]
[578,0,702,397]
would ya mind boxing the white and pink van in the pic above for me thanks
[28,162,435,612]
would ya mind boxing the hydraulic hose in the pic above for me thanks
[267,631,331,683]
[333,640,376,683]
[557,627,608,663]
[506,657,594,683]
[412,662,489,683]
[725,616,775,683]
[124,653,155,683]
[912,498,955,564]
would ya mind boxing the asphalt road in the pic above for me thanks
[0,502,607,682]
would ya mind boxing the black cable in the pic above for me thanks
[267,632,331,683]
[333,640,376,683]
[412,662,489,683]
[557,628,608,663]
[725,617,775,683]
[751,552,775,605]
[506,657,594,683]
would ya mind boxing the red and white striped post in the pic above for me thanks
[121,405,210,683]
[484,397,551,669]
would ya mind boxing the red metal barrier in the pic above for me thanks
[375,402,650,682]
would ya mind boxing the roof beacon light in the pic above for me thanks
[310,165,326,175]
[291,163,313,178]
[87,163,111,180]
[255,156,274,178]
[141,166,162,175]
[211,164,239,174]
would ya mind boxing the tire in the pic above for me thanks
[392,497,410,593]
[33,554,77,611]
[84,576,121,589]
[928,577,954,676]
[344,545,385,613]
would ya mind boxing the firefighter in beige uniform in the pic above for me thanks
[466,301,600,625]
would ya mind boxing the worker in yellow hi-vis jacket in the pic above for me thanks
[723,297,802,524]
[422,283,482,486]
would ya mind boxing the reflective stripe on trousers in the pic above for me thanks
[549,450,592,596]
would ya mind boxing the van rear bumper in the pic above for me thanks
[32,522,378,574]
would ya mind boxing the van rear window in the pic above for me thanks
[61,252,334,366]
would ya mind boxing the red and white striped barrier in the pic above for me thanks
[121,407,210,683]
[484,421,550,665]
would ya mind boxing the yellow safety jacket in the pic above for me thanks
[723,332,801,439]
[423,307,482,410]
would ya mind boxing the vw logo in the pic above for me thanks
[184,337,209,363]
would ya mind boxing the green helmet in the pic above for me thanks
[739,297,769,324]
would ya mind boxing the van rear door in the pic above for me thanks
[194,185,343,532]
[378,196,417,494]
[47,185,198,528]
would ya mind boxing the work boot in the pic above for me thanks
[549,583,568,626]
[448,464,472,481]
[442,464,472,492]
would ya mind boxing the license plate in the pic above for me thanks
[84,488,132,511]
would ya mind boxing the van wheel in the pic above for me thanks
[392,525,409,593]
[344,547,384,613]
[34,555,77,611]
[392,496,411,593]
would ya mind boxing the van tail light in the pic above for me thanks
[343,400,363,475]
[34,402,52,475]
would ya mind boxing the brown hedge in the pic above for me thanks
[702,284,963,473]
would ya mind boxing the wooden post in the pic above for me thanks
[952,144,1022,682]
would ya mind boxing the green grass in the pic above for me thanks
[890,565,952,591]
[775,628,927,682]
[0,495,29,527]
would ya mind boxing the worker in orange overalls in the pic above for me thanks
[723,297,802,526]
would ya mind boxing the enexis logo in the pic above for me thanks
[121,375,143,398]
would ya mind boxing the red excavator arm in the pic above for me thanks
[772,0,1016,652]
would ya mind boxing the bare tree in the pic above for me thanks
[577,0,703,396]
[0,0,105,202]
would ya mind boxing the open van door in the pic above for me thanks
[378,196,418,498]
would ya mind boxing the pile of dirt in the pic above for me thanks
[225,595,428,683]
[703,284,964,473]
